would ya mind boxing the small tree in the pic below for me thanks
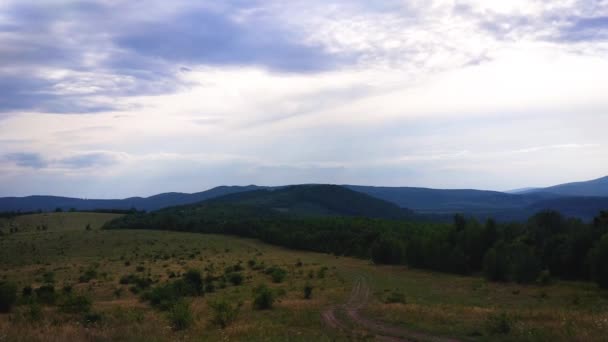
[209,299,241,329]
[591,234,608,289]
[168,301,194,331]
[253,285,274,310]
[303,284,313,299]
[371,235,404,265]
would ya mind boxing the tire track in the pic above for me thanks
[322,275,460,342]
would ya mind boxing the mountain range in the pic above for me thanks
[1,175,607,222]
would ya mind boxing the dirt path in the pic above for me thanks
[322,276,460,342]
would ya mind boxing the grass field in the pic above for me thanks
[1,213,607,341]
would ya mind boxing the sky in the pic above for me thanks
[0,0,607,198]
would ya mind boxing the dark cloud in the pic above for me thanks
[3,151,119,169]
[4,153,47,169]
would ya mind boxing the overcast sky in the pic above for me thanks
[1,0,607,198]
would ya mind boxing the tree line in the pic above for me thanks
[103,203,608,288]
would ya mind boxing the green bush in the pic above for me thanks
[0,281,18,312]
[168,301,194,331]
[303,284,313,299]
[385,290,406,304]
[209,299,241,329]
[227,272,244,286]
[143,283,181,311]
[60,295,92,314]
[253,285,274,310]
[35,285,56,305]
[265,266,287,283]
[79,269,97,283]
[182,269,204,296]
[537,269,552,286]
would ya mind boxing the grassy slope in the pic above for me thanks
[0,213,607,341]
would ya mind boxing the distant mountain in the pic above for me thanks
[0,185,262,212]
[344,185,558,214]
[528,176,608,197]
[208,184,414,219]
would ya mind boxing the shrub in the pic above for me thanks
[182,269,204,296]
[265,267,287,283]
[83,312,103,325]
[42,272,55,284]
[79,269,97,283]
[537,269,552,286]
[25,302,42,322]
[0,281,18,312]
[60,295,92,314]
[168,301,194,331]
[303,284,313,299]
[318,266,331,279]
[485,312,512,335]
[143,283,181,311]
[136,265,145,272]
[35,285,56,305]
[227,272,244,286]
[209,299,241,329]
[385,290,406,304]
[253,285,274,310]
[22,286,33,297]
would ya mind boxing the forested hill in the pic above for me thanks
[206,184,415,219]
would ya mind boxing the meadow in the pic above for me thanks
[0,213,607,341]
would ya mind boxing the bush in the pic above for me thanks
[227,272,244,286]
[303,284,313,299]
[485,312,512,335]
[35,285,56,305]
[168,301,194,331]
[183,269,204,296]
[79,269,97,283]
[0,281,18,312]
[537,269,552,286]
[60,295,92,314]
[265,267,287,283]
[482,246,509,282]
[252,285,274,310]
[385,290,406,304]
[25,302,42,322]
[143,283,181,311]
[83,311,104,325]
[209,299,241,328]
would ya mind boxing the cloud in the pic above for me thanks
[4,152,47,169]
[0,1,356,114]
[3,151,121,170]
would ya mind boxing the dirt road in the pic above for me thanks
[322,276,460,342]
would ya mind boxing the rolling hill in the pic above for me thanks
[527,176,608,197]
[0,185,262,212]
[207,184,415,219]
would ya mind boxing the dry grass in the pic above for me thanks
[0,213,607,341]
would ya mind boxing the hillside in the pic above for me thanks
[207,184,414,219]
[344,185,557,213]
[0,185,261,212]
[533,176,608,197]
